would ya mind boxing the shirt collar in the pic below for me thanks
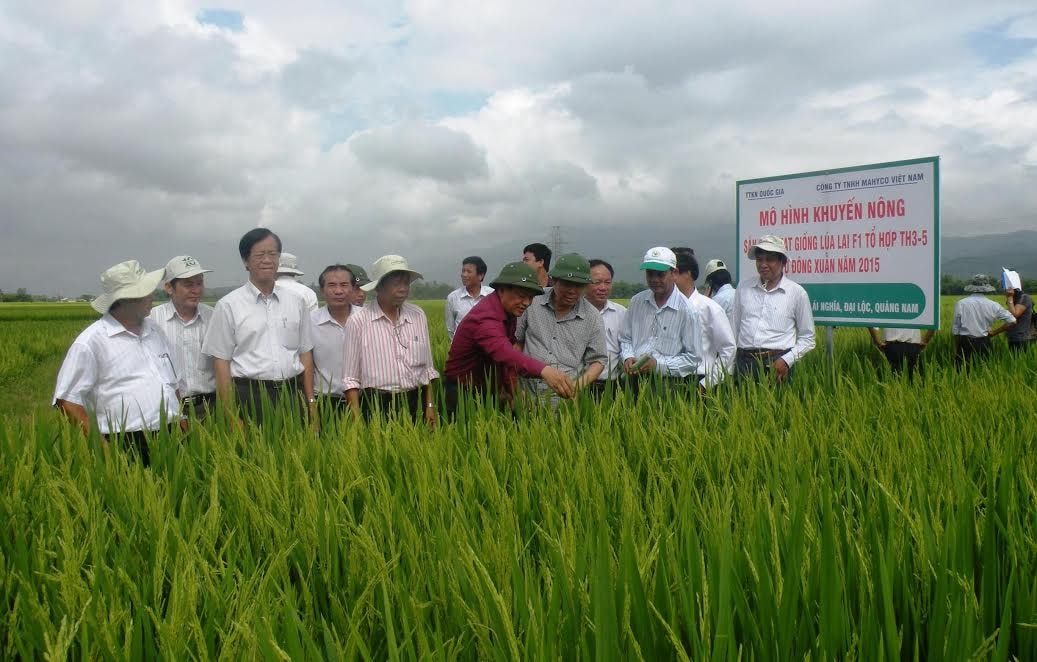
[753,275,788,293]
[164,302,202,325]
[369,301,414,325]
[542,291,585,320]
[102,313,151,338]
[245,280,281,302]
[645,286,685,312]
[460,285,493,300]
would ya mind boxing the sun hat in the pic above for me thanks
[91,260,164,314]
[640,247,677,271]
[547,253,592,285]
[747,235,788,260]
[702,259,729,281]
[163,255,212,284]
[964,273,995,294]
[345,264,371,286]
[277,252,305,276]
[489,262,544,294]
[361,255,423,292]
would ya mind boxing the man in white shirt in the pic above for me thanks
[619,247,702,395]
[952,274,1016,366]
[276,252,319,311]
[731,235,816,384]
[672,248,736,388]
[54,260,182,465]
[202,228,316,424]
[869,327,934,378]
[445,256,494,339]
[702,259,736,326]
[150,255,216,419]
[585,259,627,395]
[311,264,360,410]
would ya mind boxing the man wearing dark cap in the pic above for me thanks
[702,258,735,326]
[515,253,607,406]
[346,264,371,306]
[444,262,575,416]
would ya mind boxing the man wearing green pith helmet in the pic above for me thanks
[444,262,575,416]
[515,253,607,407]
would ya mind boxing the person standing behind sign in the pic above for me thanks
[868,327,934,378]
[731,235,816,384]
[952,274,1016,365]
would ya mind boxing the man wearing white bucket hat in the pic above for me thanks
[343,255,439,423]
[952,273,1016,365]
[731,235,815,383]
[150,255,216,419]
[53,260,183,465]
[276,252,319,311]
[202,228,316,423]
[618,247,703,393]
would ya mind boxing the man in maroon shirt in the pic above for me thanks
[445,262,574,417]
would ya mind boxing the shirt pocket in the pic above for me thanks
[280,320,300,351]
[154,353,179,387]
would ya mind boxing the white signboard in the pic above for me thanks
[736,157,940,328]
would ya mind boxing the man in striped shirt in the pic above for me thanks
[343,255,439,423]
[619,247,703,392]
[731,235,815,383]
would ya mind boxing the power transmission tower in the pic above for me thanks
[548,225,567,255]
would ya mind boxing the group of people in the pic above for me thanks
[52,228,1031,463]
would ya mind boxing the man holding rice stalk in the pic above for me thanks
[202,228,317,425]
[731,235,816,384]
[54,260,184,465]
[952,273,1017,366]
[342,255,439,423]
[619,247,703,394]
[514,253,607,407]
[444,262,575,417]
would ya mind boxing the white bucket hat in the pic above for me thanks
[702,259,729,280]
[639,247,677,271]
[164,255,213,284]
[362,255,423,292]
[91,260,164,314]
[277,252,304,276]
[747,235,788,260]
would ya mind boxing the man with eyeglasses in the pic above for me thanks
[584,258,627,394]
[54,260,184,466]
[202,228,316,424]
[343,255,439,424]
[150,255,216,420]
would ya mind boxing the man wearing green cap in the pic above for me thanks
[444,262,575,416]
[515,253,607,405]
[346,264,371,307]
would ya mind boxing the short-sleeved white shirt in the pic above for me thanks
[53,315,182,434]
[310,305,360,395]
[202,281,315,380]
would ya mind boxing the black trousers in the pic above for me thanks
[181,392,216,420]
[360,387,423,421]
[735,348,793,383]
[882,342,924,377]
[109,424,177,467]
[1008,339,1032,353]
[955,336,992,366]
[233,377,302,424]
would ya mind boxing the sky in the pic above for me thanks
[2,1,1036,296]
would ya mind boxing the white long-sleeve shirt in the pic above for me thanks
[731,275,816,367]
[619,287,702,378]
[686,289,736,386]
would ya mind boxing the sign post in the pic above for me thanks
[736,157,940,336]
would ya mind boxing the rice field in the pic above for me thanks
[1,298,1035,659]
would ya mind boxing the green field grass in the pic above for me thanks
[1,297,1035,659]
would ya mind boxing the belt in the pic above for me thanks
[233,376,298,388]
[736,348,788,358]
[181,392,215,404]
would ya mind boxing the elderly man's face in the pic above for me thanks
[755,251,784,283]
[585,265,613,308]
[376,271,411,307]
[552,280,583,309]
[645,268,675,297]
[498,286,535,317]
[245,236,281,282]
[321,269,354,309]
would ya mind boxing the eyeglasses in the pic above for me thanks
[250,250,281,261]
[393,323,409,349]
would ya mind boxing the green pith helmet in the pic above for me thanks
[489,262,545,294]
[345,264,371,286]
[547,253,592,285]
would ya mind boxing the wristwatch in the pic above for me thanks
[426,402,434,408]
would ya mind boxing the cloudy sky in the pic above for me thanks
[2,1,1036,295]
